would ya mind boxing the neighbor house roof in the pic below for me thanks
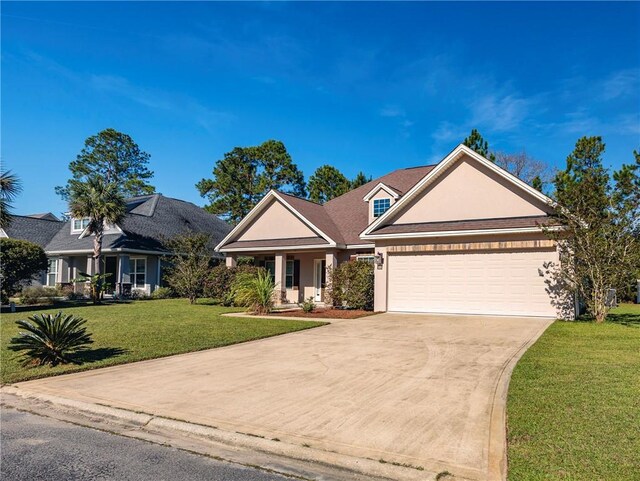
[2,215,64,248]
[43,194,231,254]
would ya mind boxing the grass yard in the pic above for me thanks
[1,299,325,385]
[507,303,640,480]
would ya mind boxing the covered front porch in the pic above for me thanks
[225,250,340,305]
[46,253,161,297]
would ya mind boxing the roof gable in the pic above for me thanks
[362,183,401,201]
[216,191,341,250]
[362,144,555,238]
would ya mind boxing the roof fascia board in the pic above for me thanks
[361,225,563,240]
[221,243,342,253]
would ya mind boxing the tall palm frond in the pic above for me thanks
[0,171,22,228]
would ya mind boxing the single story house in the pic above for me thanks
[3,194,231,296]
[217,144,569,318]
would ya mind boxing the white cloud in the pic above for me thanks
[600,69,640,101]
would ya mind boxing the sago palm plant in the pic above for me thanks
[232,269,276,314]
[9,312,94,366]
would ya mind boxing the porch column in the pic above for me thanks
[117,255,130,295]
[86,255,95,275]
[59,257,70,284]
[274,253,287,305]
[325,250,337,271]
[225,254,237,268]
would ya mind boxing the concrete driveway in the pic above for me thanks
[14,313,552,480]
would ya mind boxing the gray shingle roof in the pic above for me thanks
[43,194,231,254]
[3,216,64,248]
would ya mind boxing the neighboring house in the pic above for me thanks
[4,194,231,296]
[1,214,65,286]
[217,144,568,318]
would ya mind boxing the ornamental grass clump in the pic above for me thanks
[9,312,94,366]
[232,268,276,314]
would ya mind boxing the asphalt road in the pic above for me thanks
[0,407,291,481]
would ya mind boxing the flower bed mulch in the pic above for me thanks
[268,308,377,319]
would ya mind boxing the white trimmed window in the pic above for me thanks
[129,258,147,289]
[72,217,90,233]
[373,198,391,217]
[47,258,58,286]
[286,260,294,289]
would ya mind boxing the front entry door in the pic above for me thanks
[314,259,326,302]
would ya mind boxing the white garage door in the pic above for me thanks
[387,250,556,317]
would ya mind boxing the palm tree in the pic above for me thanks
[68,178,126,302]
[0,171,22,228]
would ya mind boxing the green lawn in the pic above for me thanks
[1,299,325,385]
[507,303,640,480]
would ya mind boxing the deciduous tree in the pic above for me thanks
[163,233,214,304]
[494,150,550,189]
[0,238,48,303]
[546,137,640,323]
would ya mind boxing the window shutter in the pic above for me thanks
[293,260,300,288]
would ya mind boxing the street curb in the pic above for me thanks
[1,386,472,481]
[485,318,554,481]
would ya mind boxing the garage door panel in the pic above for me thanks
[387,250,556,317]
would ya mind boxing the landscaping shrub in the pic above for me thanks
[129,289,151,300]
[151,287,173,299]
[232,268,275,314]
[163,233,213,304]
[8,312,94,366]
[0,238,48,304]
[19,286,59,305]
[300,297,315,313]
[206,264,263,305]
[326,260,374,310]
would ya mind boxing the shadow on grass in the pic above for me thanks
[1,300,133,314]
[73,347,129,364]
[606,312,640,326]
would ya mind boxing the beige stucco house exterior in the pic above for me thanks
[216,144,569,318]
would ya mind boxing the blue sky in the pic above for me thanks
[3,1,639,216]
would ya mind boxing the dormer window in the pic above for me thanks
[373,198,391,217]
[72,217,90,233]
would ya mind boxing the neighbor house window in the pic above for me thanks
[72,217,90,232]
[129,258,146,289]
[47,258,58,287]
[373,198,391,217]
[286,260,294,289]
